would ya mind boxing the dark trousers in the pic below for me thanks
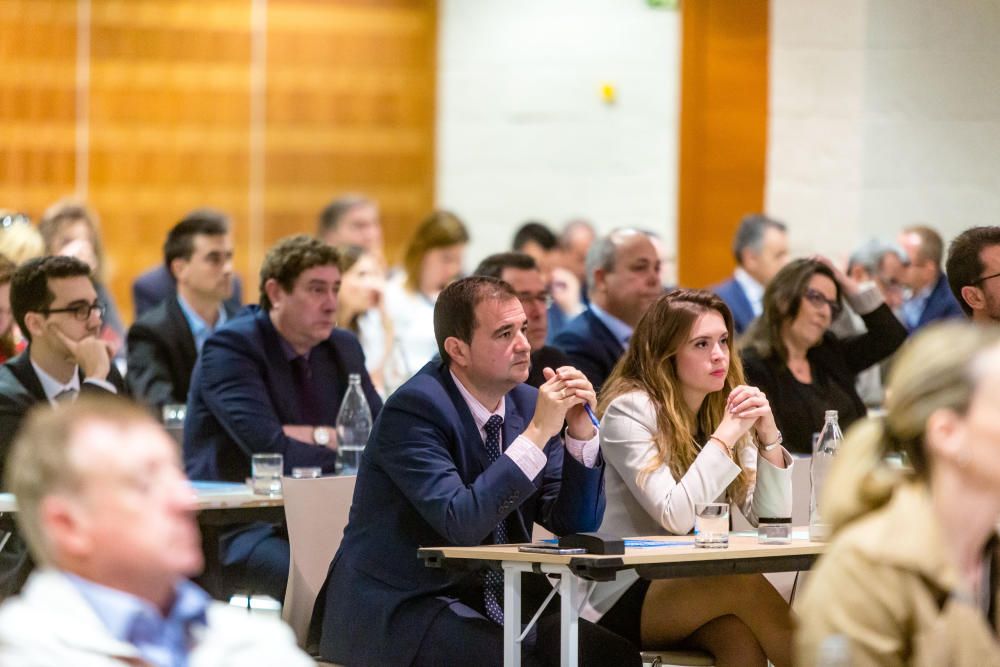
[413,575,641,667]
[220,522,290,602]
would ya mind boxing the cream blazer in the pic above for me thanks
[583,390,793,620]
[0,570,313,667]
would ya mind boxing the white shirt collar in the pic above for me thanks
[450,369,506,443]
[734,267,765,317]
[31,359,80,405]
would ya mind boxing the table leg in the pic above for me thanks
[558,572,579,667]
[503,562,522,667]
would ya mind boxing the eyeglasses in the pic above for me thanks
[972,271,1000,287]
[0,213,30,229]
[39,300,106,321]
[802,288,842,318]
[515,291,553,308]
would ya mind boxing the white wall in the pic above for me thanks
[768,0,1000,261]
[436,0,681,270]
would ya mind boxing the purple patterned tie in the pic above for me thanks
[482,414,506,625]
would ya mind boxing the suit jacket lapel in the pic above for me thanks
[166,296,198,372]
[501,393,531,540]
[587,310,625,361]
[438,363,493,472]
[254,309,302,423]
[9,350,46,402]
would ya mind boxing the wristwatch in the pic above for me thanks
[312,426,332,446]
[759,431,783,452]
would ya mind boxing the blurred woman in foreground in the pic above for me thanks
[797,322,1000,666]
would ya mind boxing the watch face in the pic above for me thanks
[314,427,330,445]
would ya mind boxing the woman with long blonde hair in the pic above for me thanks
[796,322,1000,665]
[588,289,793,667]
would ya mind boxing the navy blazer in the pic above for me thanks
[183,306,382,482]
[550,308,625,393]
[132,264,243,321]
[317,360,606,665]
[911,271,964,331]
[712,276,756,335]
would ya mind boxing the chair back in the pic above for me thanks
[281,474,356,646]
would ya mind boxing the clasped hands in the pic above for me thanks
[523,366,596,449]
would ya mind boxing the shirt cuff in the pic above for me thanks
[82,378,117,394]
[845,282,884,315]
[505,435,547,480]
[565,432,600,468]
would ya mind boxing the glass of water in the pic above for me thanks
[251,453,283,496]
[694,502,730,548]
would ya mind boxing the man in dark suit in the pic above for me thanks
[318,276,638,666]
[184,235,381,601]
[131,208,243,320]
[898,224,964,331]
[127,211,239,411]
[0,256,125,485]
[712,213,790,335]
[552,228,661,392]
[473,252,571,388]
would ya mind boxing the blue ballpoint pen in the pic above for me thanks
[584,404,600,429]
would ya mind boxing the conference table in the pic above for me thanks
[419,531,824,667]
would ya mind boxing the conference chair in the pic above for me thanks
[282,474,356,648]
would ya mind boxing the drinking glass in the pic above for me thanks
[694,502,730,548]
[251,453,283,496]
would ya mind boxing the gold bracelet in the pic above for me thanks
[708,435,733,455]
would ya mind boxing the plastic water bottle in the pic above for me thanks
[809,410,843,542]
[335,373,372,475]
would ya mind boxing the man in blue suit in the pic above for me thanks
[552,229,662,392]
[184,235,381,601]
[712,213,790,335]
[317,277,639,666]
[898,225,964,331]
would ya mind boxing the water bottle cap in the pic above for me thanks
[348,373,361,383]
[824,410,839,421]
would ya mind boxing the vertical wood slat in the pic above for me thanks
[677,0,769,289]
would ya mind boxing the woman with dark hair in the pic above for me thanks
[336,245,393,395]
[797,323,1000,665]
[740,258,907,454]
[589,289,793,667]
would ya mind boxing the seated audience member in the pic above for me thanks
[384,210,468,390]
[473,252,571,388]
[0,256,125,483]
[897,224,964,331]
[127,211,238,412]
[317,194,383,259]
[336,245,393,394]
[0,396,312,665]
[740,258,907,454]
[592,290,792,667]
[0,255,25,363]
[184,235,381,600]
[0,210,44,265]
[830,240,909,407]
[796,323,1000,666]
[39,199,126,353]
[317,276,640,666]
[512,221,559,280]
[712,214,790,335]
[552,228,661,392]
[945,225,1000,324]
[546,219,595,342]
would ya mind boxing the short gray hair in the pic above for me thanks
[732,214,787,265]
[847,239,909,276]
[584,228,643,291]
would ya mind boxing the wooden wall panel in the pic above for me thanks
[265,0,436,265]
[678,0,769,288]
[0,0,436,322]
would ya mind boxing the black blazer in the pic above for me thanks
[126,296,240,411]
[741,304,907,454]
[551,308,625,393]
[0,350,126,487]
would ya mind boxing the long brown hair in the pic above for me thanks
[0,254,15,359]
[598,289,751,502]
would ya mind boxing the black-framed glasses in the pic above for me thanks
[803,288,842,319]
[40,300,106,321]
[972,271,1000,287]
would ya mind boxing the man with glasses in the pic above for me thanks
[0,255,124,485]
[946,226,1000,324]
[473,252,571,388]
